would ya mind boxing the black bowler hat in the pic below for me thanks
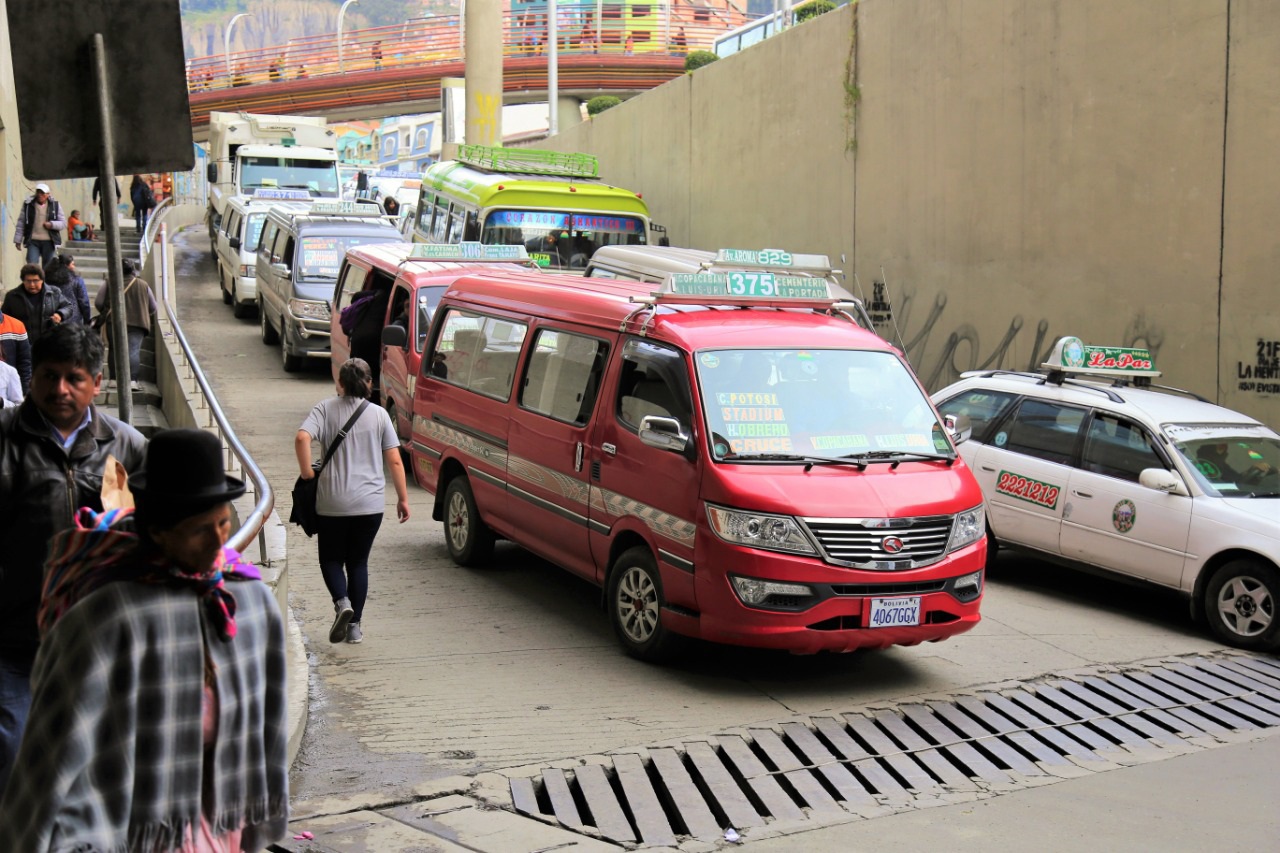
[133,429,246,524]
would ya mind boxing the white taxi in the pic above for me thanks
[933,336,1280,651]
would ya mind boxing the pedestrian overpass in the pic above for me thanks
[187,4,754,138]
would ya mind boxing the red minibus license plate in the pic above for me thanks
[868,597,921,628]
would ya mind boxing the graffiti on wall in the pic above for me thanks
[866,279,1165,392]
[1237,339,1280,396]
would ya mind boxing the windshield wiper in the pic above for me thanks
[1247,491,1280,498]
[722,452,862,468]
[841,450,956,468]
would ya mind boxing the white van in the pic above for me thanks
[215,190,314,318]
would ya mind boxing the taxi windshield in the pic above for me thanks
[695,348,950,461]
[1166,424,1280,497]
[482,210,646,271]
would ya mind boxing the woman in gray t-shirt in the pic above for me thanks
[295,358,410,644]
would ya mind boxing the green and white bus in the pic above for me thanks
[412,145,655,271]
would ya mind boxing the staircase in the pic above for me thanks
[72,220,165,437]
[64,223,144,286]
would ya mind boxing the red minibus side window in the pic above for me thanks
[432,308,528,401]
[520,328,609,425]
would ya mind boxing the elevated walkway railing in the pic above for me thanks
[188,3,756,94]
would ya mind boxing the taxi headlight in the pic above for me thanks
[239,264,254,278]
[706,504,815,555]
[289,299,330,321]
[947,504,986,552]
[730,575,814,607]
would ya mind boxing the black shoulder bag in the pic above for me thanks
[290,400,369,537]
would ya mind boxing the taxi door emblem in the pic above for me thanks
[881,536,905,554]
[1112,499,1137,533]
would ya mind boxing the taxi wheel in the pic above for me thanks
[259,301,278,345]
[1204,560,1280,652]
[608,547,682,663]
[443,476,494,566]
[219,269,232,305]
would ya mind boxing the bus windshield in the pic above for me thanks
[482,209,646,270]
[695,348,950,462]
[241,157,340,196]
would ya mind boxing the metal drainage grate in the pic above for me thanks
[510,654,1280,847]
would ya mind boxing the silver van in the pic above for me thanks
[216,191,314,318]
[255,201,404,372]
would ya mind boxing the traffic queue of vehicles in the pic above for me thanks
[203,119,1276,660]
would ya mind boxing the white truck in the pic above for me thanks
[205,111,341,249]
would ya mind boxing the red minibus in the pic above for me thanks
[330,241,539,443]
[408,250,987,660]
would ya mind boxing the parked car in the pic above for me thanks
[934,335,1280,651]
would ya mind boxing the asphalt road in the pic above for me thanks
[170,225,1263,845]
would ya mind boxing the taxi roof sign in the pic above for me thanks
[252,188,313,200]
[408,242,530,262]
[712,248,833,273]
[1042,336,1161,378]
[308,201,385,216]
[667,272,832,300]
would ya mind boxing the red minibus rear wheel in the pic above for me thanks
[443,475,495,566]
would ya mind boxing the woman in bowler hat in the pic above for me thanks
[0,429,290,851]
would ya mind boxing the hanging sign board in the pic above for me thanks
[5,0,194,178]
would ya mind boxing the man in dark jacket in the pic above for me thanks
[1,264,72,349]
[12,184,66,266]
[0,323,147,794]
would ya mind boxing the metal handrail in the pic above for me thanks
[138,196,172,260]
[144,209,276,559]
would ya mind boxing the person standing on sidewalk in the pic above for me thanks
[12,183,66,266]
[0,323,148,797]
[294,358,409,645]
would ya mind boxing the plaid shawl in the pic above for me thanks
[0,569,289,851]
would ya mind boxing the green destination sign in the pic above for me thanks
[668,273,831,299]
[409,242,528,261]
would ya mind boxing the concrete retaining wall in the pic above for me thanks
[540,0,1280,427]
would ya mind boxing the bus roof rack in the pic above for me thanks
[455,144,600,179]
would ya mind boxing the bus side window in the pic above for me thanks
[416,192,434,235]
[431,198,449,242]
[448,206,464,244]
[463,209,480,242]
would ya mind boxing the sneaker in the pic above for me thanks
[346,622,363,644]
[329,598,354,643]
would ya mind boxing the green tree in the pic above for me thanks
[684,50,718,71]
[586,96,622,116]
[794,0,837,23]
